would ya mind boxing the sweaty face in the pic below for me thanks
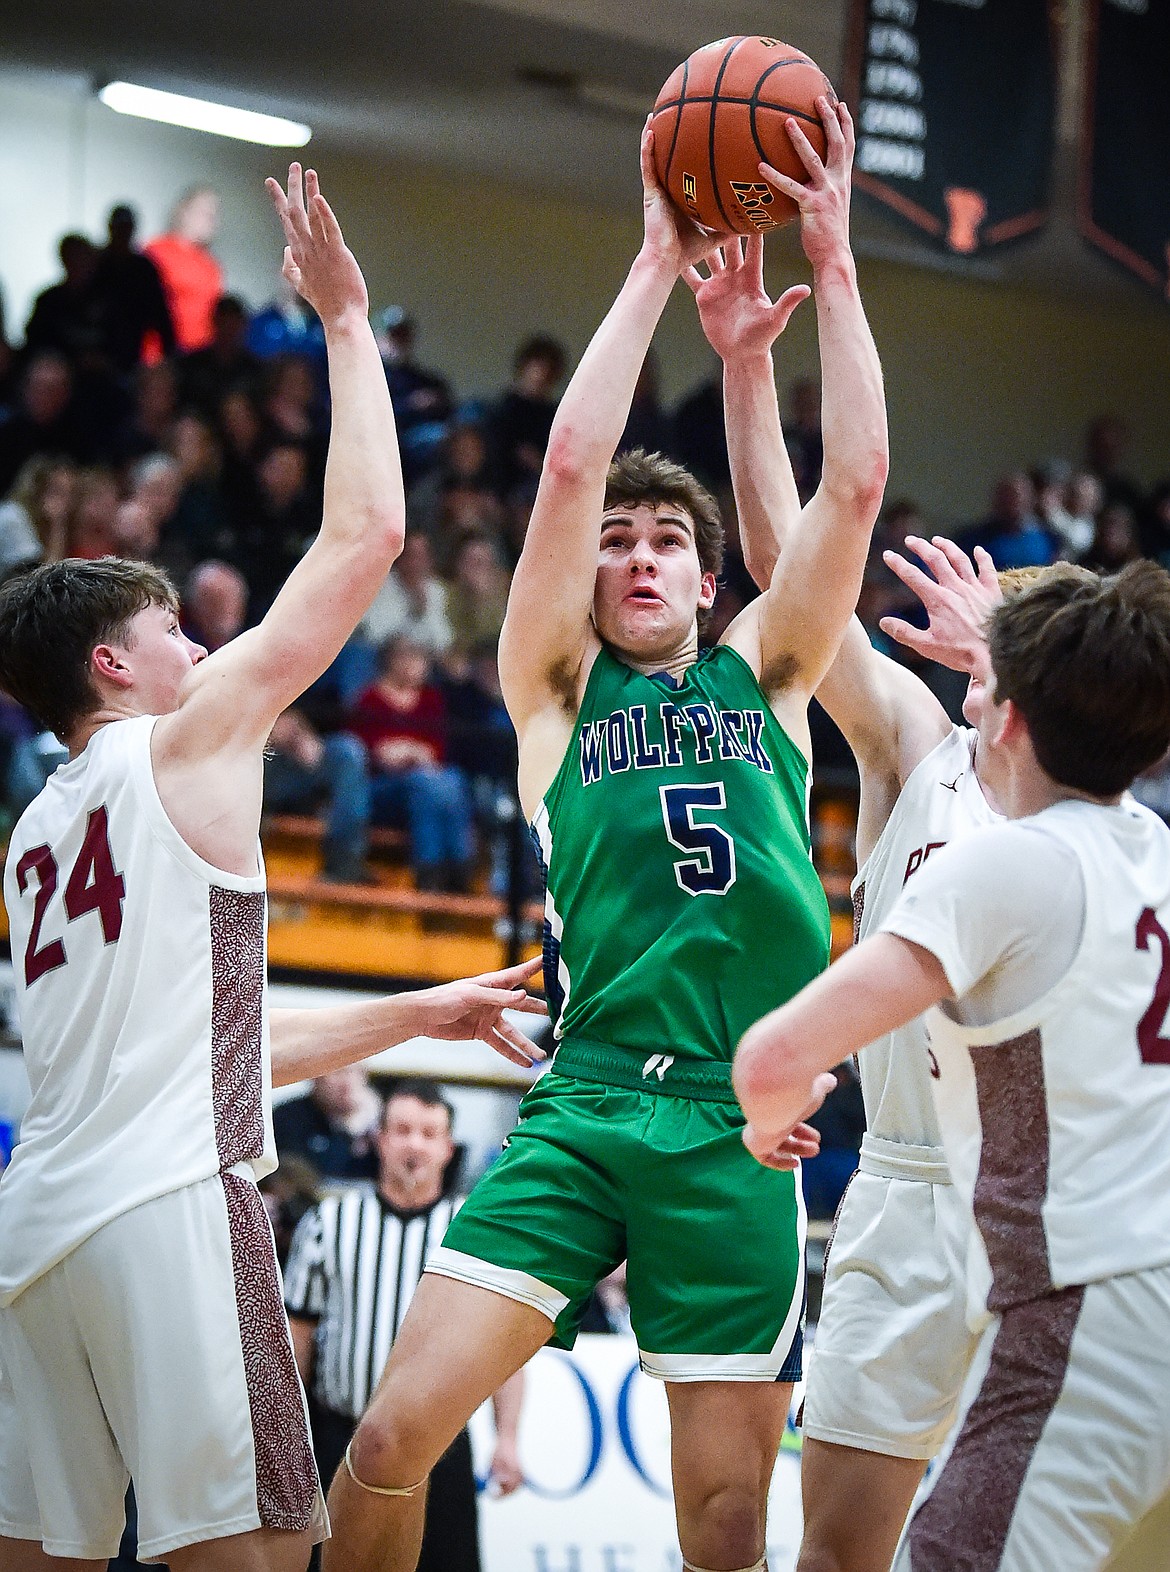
[376,1096,454,1200]
[592,502,715,662]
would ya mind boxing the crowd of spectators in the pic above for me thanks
[2,191,1169,884]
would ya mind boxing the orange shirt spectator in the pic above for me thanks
[144,186,224,353]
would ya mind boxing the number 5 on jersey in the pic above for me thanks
[15,805,126,986]
[660,783,737,896]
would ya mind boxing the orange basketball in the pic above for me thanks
[650,36,837,235]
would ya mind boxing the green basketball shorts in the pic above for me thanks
[429,1044,806,1383]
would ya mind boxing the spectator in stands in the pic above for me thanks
[618,352,669,457]
[263,704,373,884]
[1080,500,1143,573]
[166,410,234,567]
[273,1065,383,1183]
[144,184,224,353]
[443,641,534,899]
[1085,411,1146,514]
[23,235,105,367]
[486,333,565,500]
[412,421,505,560]
[259,1156,321,1271]
[1033,459,1095,560]
[261,352,327,459]
[249,270,328,379]
[1139,479,1170,568]
[236,440,317,618]
[349,634,475,892]
[66,467,122,559]
[115,451,181,565]
[91,203,176,373]
[0,353,92,493]
[959,470,1057,569]
[360,530,452,657]
[784,375,823,504]
[444,533,509,674]
[178,294,261,417]
[0,455,74,571]
[671,361,730,494]
[181,559,247,653]
[113,359,179,464]
[215,385,265,530]
[376,307,452,489]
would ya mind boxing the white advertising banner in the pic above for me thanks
[471,1335,804,1572]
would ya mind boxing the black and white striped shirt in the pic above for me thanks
[284,1187,461,1418]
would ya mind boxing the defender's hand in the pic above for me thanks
[265,164,369,329]
[410,958,548,1068]
[684,234,809,362]
[880,534,1002,676]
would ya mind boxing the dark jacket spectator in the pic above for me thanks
[91,204,176,372]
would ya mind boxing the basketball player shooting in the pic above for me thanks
[735,562,1170,1572]
[322,96,887,1572]
[0,166,543,1572]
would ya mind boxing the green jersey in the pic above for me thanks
[531,643,831,1071]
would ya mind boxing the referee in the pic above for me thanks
[285,1079,524,1571]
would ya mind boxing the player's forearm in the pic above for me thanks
[722,352,799,592]
[811,253,888,521]
[491,1368,525,1445]
[268,995,426,1087]
[543,250,677,482]
[318,315,406,564]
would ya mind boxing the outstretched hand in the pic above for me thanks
[880,535,1002,676]
[760,96,855,273]
[264,163,368,330]
[410,957,548,1068]
[639,120,735,275]
[684,234,810,361]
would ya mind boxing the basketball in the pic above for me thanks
[650,36,837,235]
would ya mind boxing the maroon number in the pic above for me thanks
[1135,907,1170,1065]
[14,806,126,987]
[15,846,67,986]
[63,806,126,944]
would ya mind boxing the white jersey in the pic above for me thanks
[0,714,276,1306]
[886,799,1170,1323]
[851,726,998,1150]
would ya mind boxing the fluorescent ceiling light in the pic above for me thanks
[98,81,311,147]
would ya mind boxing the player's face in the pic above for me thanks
[963,673,1010,792]
[593,502,716,660]
[376,1096,454,1200]
[116,602,207,714]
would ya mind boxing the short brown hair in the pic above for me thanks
[0,558,178,740]
[988,560,1170,796]
[603,448,724,580]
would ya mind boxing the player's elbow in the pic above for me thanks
[543,424,602,489]
[820,445,888,528]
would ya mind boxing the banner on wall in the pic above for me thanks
[1079,0,1170,300]
[472,1337,804,1571]
[843,0,1057,255]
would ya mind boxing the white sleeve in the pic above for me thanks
[880,822,1085,1026]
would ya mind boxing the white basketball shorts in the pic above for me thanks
[895,1263,1170,1571]
[0,1168,326,1562]
[802,1134,978,1461]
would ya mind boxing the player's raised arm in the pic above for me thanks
[498,123,726,735]
[721,100,887,714]
[693,221,944,830]
[161,165,405,754]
